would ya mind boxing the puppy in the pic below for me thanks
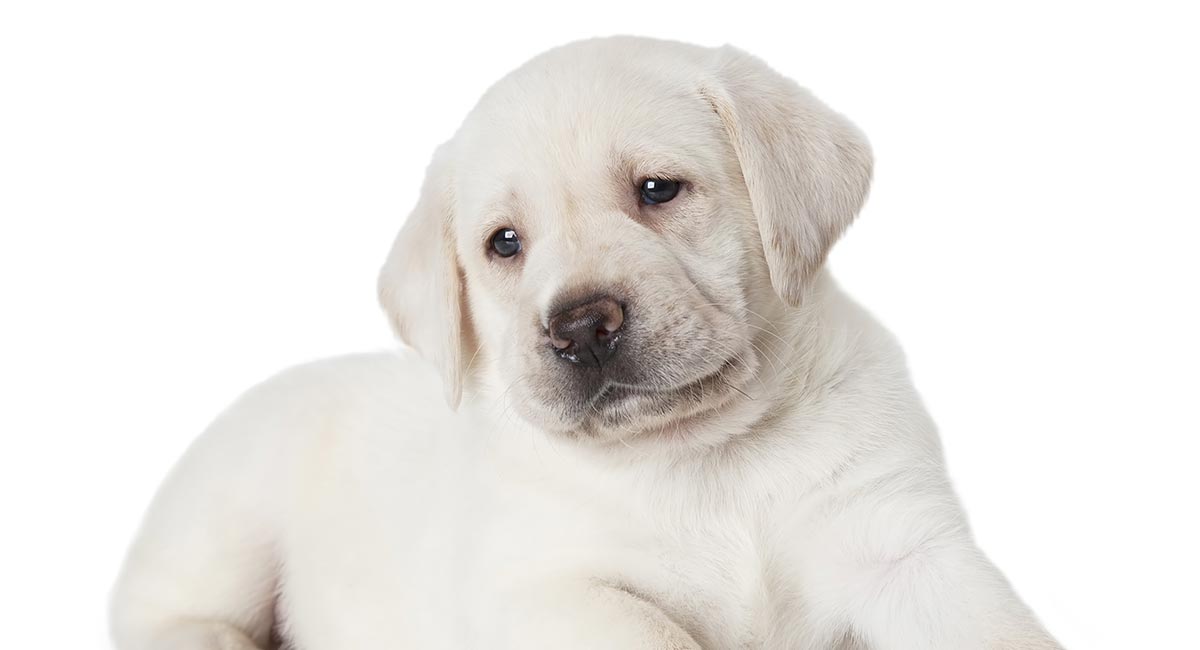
[111,37,1062,649]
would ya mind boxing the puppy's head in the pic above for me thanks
[379,38,872,446]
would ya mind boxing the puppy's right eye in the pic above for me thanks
[490,227,521,258]
[639,178,681,205]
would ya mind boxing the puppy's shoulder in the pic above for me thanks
[245,350,447,414]
[204,351,445,441]
[202,351,455,477]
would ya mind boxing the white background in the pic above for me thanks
[2,1,1197,648]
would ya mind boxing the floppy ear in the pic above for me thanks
[702,45,873,306]
[378,145,470,409]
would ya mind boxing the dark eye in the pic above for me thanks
[490,227,521,258]
[639,178,680,205]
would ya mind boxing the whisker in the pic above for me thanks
[726,381,755,401]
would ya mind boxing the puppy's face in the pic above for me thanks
[454,72,757,441]
[380,38,873,447]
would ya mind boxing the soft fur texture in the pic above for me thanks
[111,37,1062,649]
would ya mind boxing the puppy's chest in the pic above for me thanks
[474,467,775,647]
[483,455,773,644]
[624,518,773,648]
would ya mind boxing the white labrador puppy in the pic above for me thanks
[111,37,1062,649]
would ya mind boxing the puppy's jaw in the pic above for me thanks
[503,333,760,446]
[580,355,756,444]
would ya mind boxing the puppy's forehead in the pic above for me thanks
[453,39,721,207]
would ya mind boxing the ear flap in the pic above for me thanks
[378,145,470,409]
[701,45,874,306]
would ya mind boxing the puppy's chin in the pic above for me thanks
[513,351,759,448]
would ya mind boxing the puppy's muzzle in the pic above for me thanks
[547,295,624,368]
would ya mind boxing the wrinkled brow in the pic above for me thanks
[466,146,704,245]
[472,189,526,246]
[614,146,703,184]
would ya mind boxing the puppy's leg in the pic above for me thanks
[111,378,296,650]
[800,486,1062,649]
[136,623,265,650]
[493,578,701,650]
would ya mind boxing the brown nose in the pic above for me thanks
[547,296,625,367]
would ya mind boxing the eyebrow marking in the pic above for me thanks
[613,144,703,184]
[474,189,527,244]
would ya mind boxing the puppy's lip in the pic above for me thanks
[588,356,744,412]
[627,356,740,394]
[581,372,746,443]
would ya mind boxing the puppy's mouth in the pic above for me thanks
[588,359,732,406]
[577,355,750,434]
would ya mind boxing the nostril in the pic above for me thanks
[600,310,623,336]
[549,333,573,350]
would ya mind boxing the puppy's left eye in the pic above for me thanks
[490,227,522,258]
[639,178,680,205]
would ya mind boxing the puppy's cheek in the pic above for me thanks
[627,313,719,386]
[507,363,582,431]
[513,390,579,433]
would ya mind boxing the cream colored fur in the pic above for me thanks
[111,37,1062,649]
